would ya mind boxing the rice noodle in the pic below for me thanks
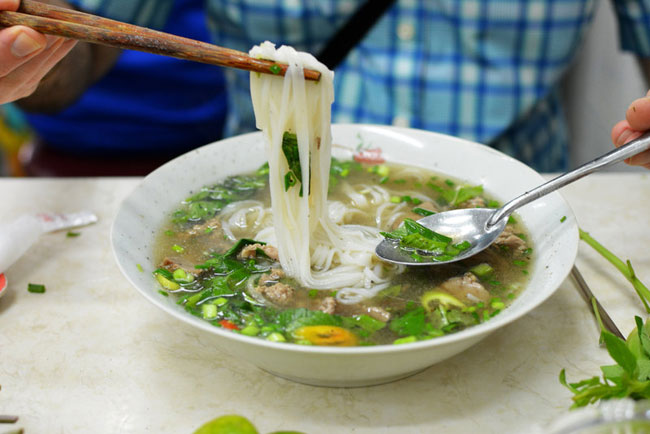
[249,41,401,301]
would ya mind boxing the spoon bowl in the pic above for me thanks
[376,131,650,266]
[376,208,507,266]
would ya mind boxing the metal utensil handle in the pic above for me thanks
[488,131,650,226]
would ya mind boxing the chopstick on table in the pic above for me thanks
[571,265,625,340]
[0,0,321,81]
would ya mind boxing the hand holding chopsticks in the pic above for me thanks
[0,0,320,81]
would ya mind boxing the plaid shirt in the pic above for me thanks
[75,0,650,172]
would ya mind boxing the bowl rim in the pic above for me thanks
[111,123,579,355]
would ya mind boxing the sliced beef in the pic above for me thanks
[317,296,337,314]
[239,243,279,261]
[257,282,294,306]
[160,257,200,276]
[256,269,293,305]
[439,272,490,304]
[493,225,527,254]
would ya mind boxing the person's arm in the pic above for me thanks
[611,86,650,169]
[13,0,122,113]
[0,0,76,105]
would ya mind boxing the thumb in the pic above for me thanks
[0,26,46,75]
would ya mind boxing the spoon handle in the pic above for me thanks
[488,131,650,226]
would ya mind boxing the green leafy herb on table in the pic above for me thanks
[580,229,650,311]
[560,316,650,408]
[560,230,650,408]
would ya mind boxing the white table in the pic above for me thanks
[1,174,649,434]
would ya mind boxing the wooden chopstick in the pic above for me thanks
[0,0,321,81]
[571,265,625,340]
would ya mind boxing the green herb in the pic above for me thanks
[412,207,435,217]
[380,218,459,260]
[158,290,169,297]
[66,231,80,238]
[389,306,426,336]
[204,227,214,234]
[136,264,144,272]
[172,244,185,253]
[27,283,46,293]
[164,230,175,236]
[172,169,267,223]
[560,216,567,223]
[560,317,650,408]
[281,131,308,196]
[580,229,650,312]
[269,63,282,74]
[559,229,650,409]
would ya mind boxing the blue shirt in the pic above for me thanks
[25,0,227,157]
[206,0,650,172]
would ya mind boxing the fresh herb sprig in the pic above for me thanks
[561,230,650,408]
[580,229,650,312]
[560,316,650,408]
[380,218,470,262]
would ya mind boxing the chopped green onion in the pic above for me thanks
[202,303,218,320]
[560,216,567,223]
[164,230,175,236]
[269,64,282,74]
[66,231,80,238]
[266,332,286,342]
[212,297,228,306]
[155,274,180,290]
[136,264,144,272]
[158,290,169,297]
[27,283,46,293]
[241,325,260,336]
[172,244,185,253]
[412,207,435,217]
[470,263,494,280]
[393,336,418,345]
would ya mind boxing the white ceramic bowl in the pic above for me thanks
[111,124,578,387]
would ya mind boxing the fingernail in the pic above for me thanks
[11,32,44,57]
[616,128,634,146]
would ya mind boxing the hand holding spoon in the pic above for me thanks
[376,132,650,266]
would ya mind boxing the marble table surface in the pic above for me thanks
[0,173,649,434]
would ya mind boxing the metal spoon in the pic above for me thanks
[376,132,650,266]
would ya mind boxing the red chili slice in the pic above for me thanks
[219,319,239,330]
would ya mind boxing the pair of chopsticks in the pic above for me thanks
[571,266,624,340]
[0,0,320,81]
